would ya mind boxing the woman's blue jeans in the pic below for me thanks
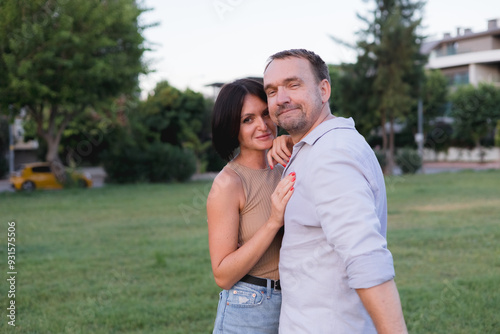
[212,279,282,334]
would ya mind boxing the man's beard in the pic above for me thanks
[275,91,324,135]
[275,103,308,134]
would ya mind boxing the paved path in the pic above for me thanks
[1,162,499,192]
[422,161,500,174]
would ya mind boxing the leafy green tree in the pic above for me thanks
[328,65,342,116]
[100,95,198,183]
[60,111,119,167]
[401,69,450,153]
[496,120,500,147]
[0,0,148,163]
[139,81,211,172]
[422,70,449,121]
[333,59,380,139]
[355,0,427,174]
[451,83,500,161]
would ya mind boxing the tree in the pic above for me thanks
[496,120,500,147]
[355,0,427,174]
[403,69,449,153]
[332,59,380,139]
[0,116,9,177]
[421,70,449,122]
[450,83,500,161]
[0,0,148,163]
[139,81,211,172]
[100,92,198,183]
[328,65,342,116]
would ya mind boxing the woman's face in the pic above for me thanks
[237,94,277,153]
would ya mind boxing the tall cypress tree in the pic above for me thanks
[356,0,427,174]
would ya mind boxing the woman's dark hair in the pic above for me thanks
[211,78,267,161]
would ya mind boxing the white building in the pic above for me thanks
[422,18,500,87]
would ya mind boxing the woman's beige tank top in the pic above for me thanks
[226,161,284,280]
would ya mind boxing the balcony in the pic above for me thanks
[427,49,500,70]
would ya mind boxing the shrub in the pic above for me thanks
[102,141,196,184]
[425,122,453,153]
[396,148,422,174]
[146,142,196,183]
[101,141,149,183]
[165,147,197,182]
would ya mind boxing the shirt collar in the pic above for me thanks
[296,117,355,147]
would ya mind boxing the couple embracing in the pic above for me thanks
[207,49,407,334]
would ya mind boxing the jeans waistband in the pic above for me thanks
[240,274,281,290]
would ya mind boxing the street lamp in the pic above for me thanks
[415,98,425,173]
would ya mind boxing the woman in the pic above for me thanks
[207,78,295,333]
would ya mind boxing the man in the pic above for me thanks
[264,49,407,333]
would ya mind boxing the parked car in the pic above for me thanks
[10,162,92,191]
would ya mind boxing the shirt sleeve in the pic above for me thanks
[309,138,395,289]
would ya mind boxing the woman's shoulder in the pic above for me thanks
[216,166,241,185]
[208,166,243,201]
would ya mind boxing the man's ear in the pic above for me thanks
[319,79,331,103]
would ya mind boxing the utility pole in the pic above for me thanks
[415,98,424,173]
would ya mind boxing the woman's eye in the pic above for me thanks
[243,118,251,123]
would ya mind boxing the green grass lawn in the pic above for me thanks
[0,170,499,333]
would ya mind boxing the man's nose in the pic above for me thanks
[276,87,291,105]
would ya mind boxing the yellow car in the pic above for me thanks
[10,162,93,191]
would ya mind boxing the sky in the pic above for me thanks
[137,0,500,98]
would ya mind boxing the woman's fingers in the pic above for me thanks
[268,146,287,168]
[281,182,294,203]
[267,150,278,169]
[276,150,290,166]
[268,136,293,169]
[275,172,295,202]
[278,137,293,157]
[274,138,291,165]
[269,172,296,225]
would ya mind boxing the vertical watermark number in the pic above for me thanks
[6,221,17,327]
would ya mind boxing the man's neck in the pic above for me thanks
[291,112,335,144]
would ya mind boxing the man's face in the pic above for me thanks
[263,57,326,140]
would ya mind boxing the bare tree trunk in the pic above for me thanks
[51,160,67,184]
[41,105,73,163]
[386,114,395,176]
[477,139,485,163]
[30,103,75,183]
[381,109,389,175]
[45,137,61,163]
